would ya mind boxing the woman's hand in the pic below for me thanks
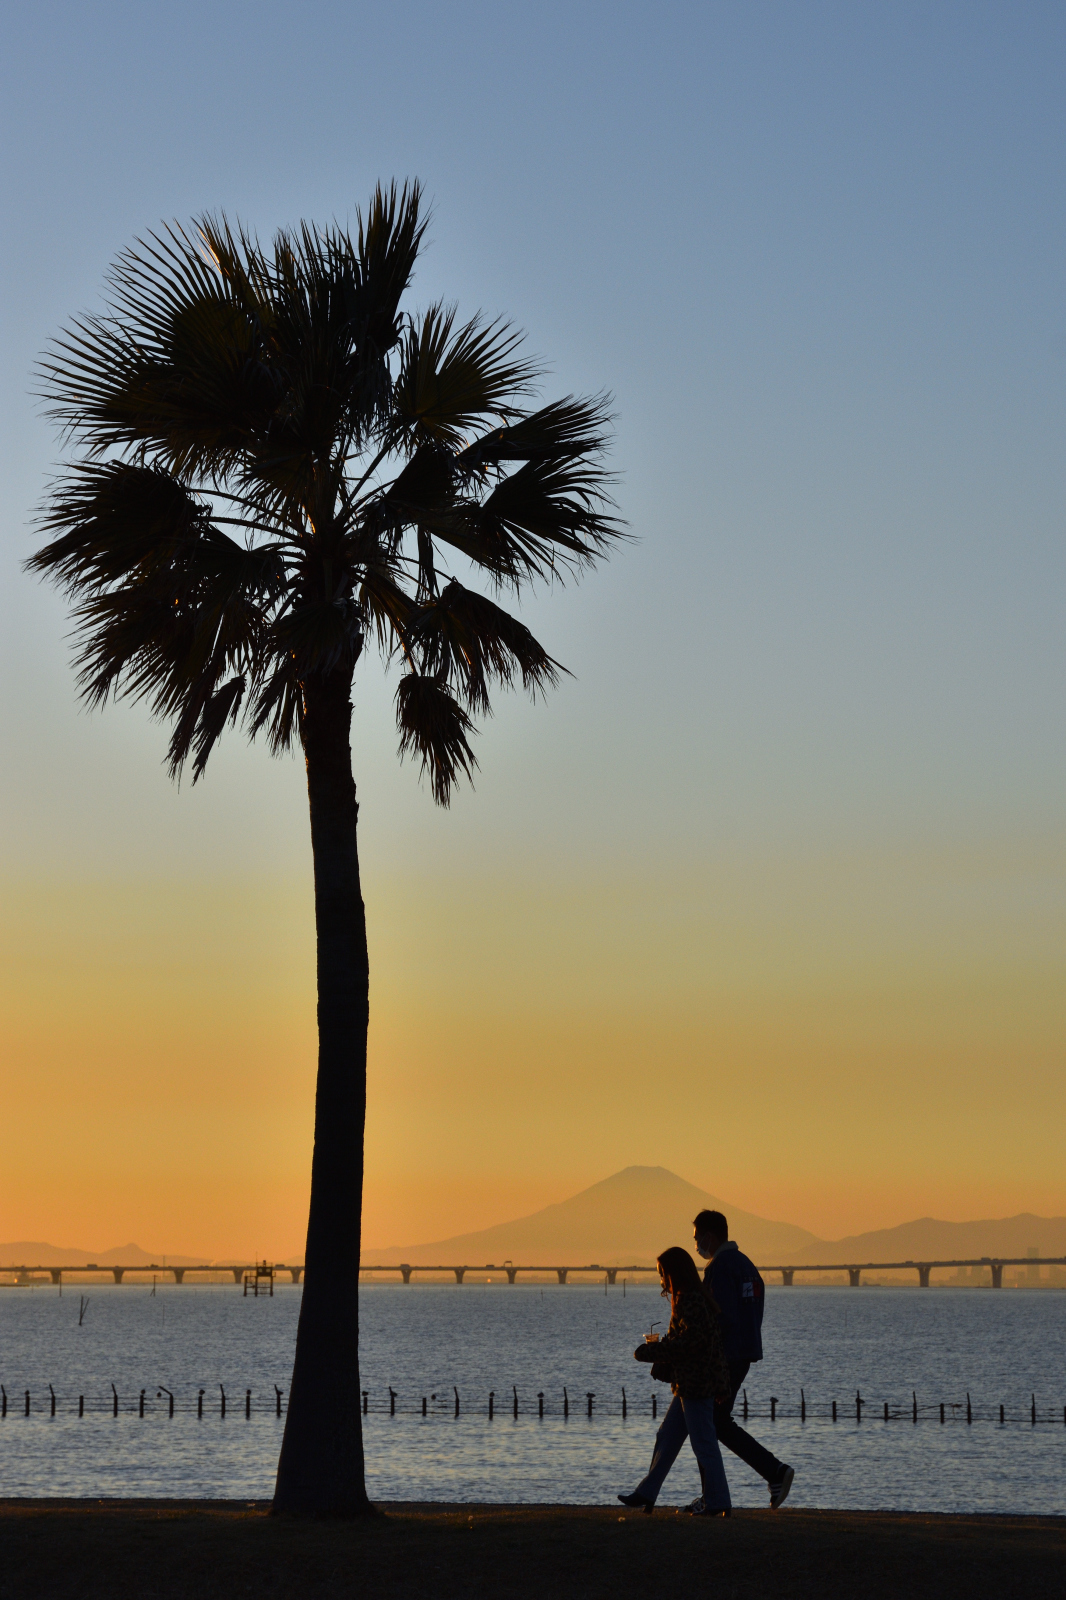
[633,1343,656,1363]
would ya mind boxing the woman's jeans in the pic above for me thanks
[634,1394,731,1510]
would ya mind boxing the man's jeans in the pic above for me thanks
[635,1363,784,1504]
[634,1394,731,1511]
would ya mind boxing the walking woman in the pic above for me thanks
[619,1247,733,1516]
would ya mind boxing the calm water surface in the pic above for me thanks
[1,1283,1062,1512]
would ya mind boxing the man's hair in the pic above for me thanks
[693,1209,728,1241]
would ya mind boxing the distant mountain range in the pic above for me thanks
[0,1242,210,1268]
[6,1167,1064,1270]
[364,1166,1066,1265]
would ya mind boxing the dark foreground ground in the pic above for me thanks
[1,1501,1062,1600]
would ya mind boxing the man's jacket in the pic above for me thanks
[703,1241,764,1363]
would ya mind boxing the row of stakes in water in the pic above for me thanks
[2,1385,1065,1425]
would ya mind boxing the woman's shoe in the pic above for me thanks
[696,1506,731,1517]
[617,1492,654,1514]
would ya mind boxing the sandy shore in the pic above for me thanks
[1,1499,1061,1598]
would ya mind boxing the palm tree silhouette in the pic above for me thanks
[28,182,620,1514]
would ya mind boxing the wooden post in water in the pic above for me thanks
[245,1389,251,1419]
[743,1388,748,1421]
[770,1396,777,1421]
[966,1393,972,1424]
[197,1389,204,1419]
[1031,1394,1036,1425]
[832,1399,837,1422]
[389,1388,397,1417]
[652,1394,657,1419]
[454,1387,460,1418]
[622,1387,627,1419]
[219,1385,226,1419]
[112,1385,118,1418]
[563,1387,569,1419]
[275,1386,283,1417]
[79,1396,84,1417]
[586,1392,595,1418]
[538,1392,544,1418]
[50,1386,56,1416]
[939,1402,945,1423]
[913,1392,918,1424]
[488,1391,494,1420]
[513,1386,518,1420]
[800,1388,805,1421]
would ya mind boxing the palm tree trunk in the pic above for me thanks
[272,666,372,1516]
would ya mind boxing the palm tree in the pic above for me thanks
[28,182,620,1514]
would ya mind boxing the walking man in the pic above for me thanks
[693,1209,794,1509]
[622,1210,794,1513]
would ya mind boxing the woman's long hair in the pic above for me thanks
[657,1246,703,1310]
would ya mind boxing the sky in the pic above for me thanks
[1,1,1064,1257]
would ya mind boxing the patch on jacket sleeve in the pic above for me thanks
[740,1281,755,1298]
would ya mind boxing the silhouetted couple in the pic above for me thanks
[619,1210,795,1516]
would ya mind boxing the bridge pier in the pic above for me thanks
[848,1268,861,1287]
[606,1269,618,1285]
[231,1269,244,1284]
[172,1269,185,1284]
[50,1269,62,1286]
[111,1268,125,1284]
[556,1269,569,1285]
[506,1268,518,1284]
[453,1268,466,1284]
[917,1264,931,1288]
[991,1262,1003,1288]
[781,1269,794,1286]
[400,1265,412,1284]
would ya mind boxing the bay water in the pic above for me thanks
[0,1282,1062,1513]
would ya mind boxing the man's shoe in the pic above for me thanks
[696,1506,731,1517]
[684,1496,705,1514]
[769,1465,795,1509]
[617,1491,654,1514]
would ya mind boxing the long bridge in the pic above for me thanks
[358,1257,1066,1288]
[1,1263,305,1285]
[4,1256,1062,1289]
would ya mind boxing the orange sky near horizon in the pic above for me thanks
[4,830,1063,1259]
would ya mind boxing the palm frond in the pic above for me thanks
[247,656,304,756]
[359,566,418,655]
[408,580,563,712]
[459,395,613,468]
[29,463,213,591]
[436,455,622,585]
[390,305,539,452]
[395,672,478,805]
